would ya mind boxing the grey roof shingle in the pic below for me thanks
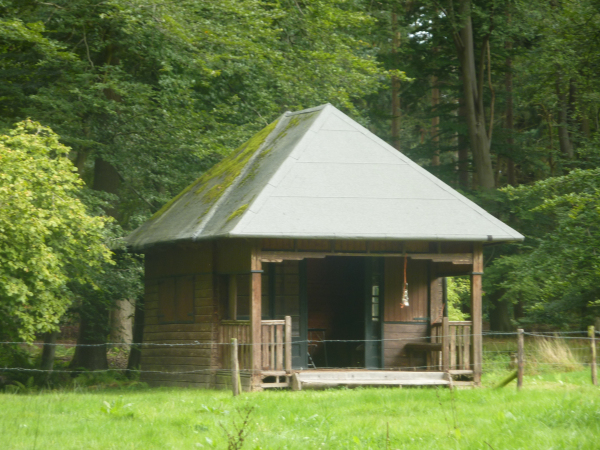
[126,104,524,250]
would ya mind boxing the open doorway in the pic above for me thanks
[262,256,383,370]
[306,257,366,368]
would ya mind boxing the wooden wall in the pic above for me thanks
[384,258,429,322]
[260,238,463,253]
[383,323,428,369]
[141,242,217,388]
[139,237,471,386]
[383,257,430,369]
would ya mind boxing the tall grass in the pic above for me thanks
[527,337,583,373]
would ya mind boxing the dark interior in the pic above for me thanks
[307,257,365,368]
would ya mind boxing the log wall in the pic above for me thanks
[383,258,430,369]
[141,242,217,387]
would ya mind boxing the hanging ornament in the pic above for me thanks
[402,253,409,307]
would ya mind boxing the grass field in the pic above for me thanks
[1,371,599,450]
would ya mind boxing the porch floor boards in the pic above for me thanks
[285,370,464,390]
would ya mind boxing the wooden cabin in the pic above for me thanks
[127,104,523,390]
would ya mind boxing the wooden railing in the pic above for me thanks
[431,319,472,372]
[219,320,251,370]
[218,317,292,374]
[261,317,292,373]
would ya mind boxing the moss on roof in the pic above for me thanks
[149,119,279,221]
[226,204,249,223]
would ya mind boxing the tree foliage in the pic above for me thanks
[487,169,600,328]
[0,120,111,341]
[1,0,600,339]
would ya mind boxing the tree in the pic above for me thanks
[1,0,388,365]
[0,120,112,342]
[485,168,600,329]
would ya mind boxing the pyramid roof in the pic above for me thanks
[126,104,523,250]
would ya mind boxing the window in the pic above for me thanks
[157,275,195,324]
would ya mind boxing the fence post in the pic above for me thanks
[231,338,240,396]
[517,328,524,391]
[442,317,450,372]
[285,316,292,374]
[589,326,597,386]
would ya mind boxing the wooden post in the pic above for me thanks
[471,243,483,386]
[250,243,262,390]
[231,338,240,396]
[589,326,597,386]
[442,317,450,372]
[228,275,237,320]
[517,328,524,391]
[285,315,292,373]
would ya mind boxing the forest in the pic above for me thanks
[1,0,599,370]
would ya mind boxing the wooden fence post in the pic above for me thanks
[285,316,292,374]
[442,317,450,372]
[231,338,240,396]
[517,328,524,391]
[589,326,597,386]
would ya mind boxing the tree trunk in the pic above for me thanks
[489,296,512,332]
[69,302,109,370]
[458,95,470,188]
[453,0,495,189]
[40,331,58,382]
[555,70,574,158]
[431,75,440,166]
[127,296,145,372]
[391,11,401,152]
[93,157,122,219]
[504,41,517,186]
[109,299,134,345]
[70,156,123,370]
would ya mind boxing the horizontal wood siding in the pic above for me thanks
[141,243,217,388]
[439,241,472,253]
[261,239,473,255]
[216,239,253,273]
[383,323,428,369]
[262,239,295,250]
[384,258,429,322]
[145,242,213,278]
[213,370,252,392]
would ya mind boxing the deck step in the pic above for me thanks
[261,381,290,389]
[448,369,474,376]
[292,371,452,390]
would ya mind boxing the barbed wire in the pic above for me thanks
[1,360,596,377]
[0,330,597,348]
[1,329,596,379]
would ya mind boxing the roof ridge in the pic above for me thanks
[231,105,331,235]
[327,108,523,239]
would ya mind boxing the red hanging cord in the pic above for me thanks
[402,254,408,308]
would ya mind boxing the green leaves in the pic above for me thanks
[493,169,600,327]
[0,120,112,342]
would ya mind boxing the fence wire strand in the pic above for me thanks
[1,330,597,378]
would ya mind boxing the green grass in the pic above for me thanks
[1,371,599,449]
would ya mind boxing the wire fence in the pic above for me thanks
[0,329,598,383]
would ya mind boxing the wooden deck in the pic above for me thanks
[259,369,474,390]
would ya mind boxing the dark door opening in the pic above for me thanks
[306,257,366,368]
[261,260,308,369]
